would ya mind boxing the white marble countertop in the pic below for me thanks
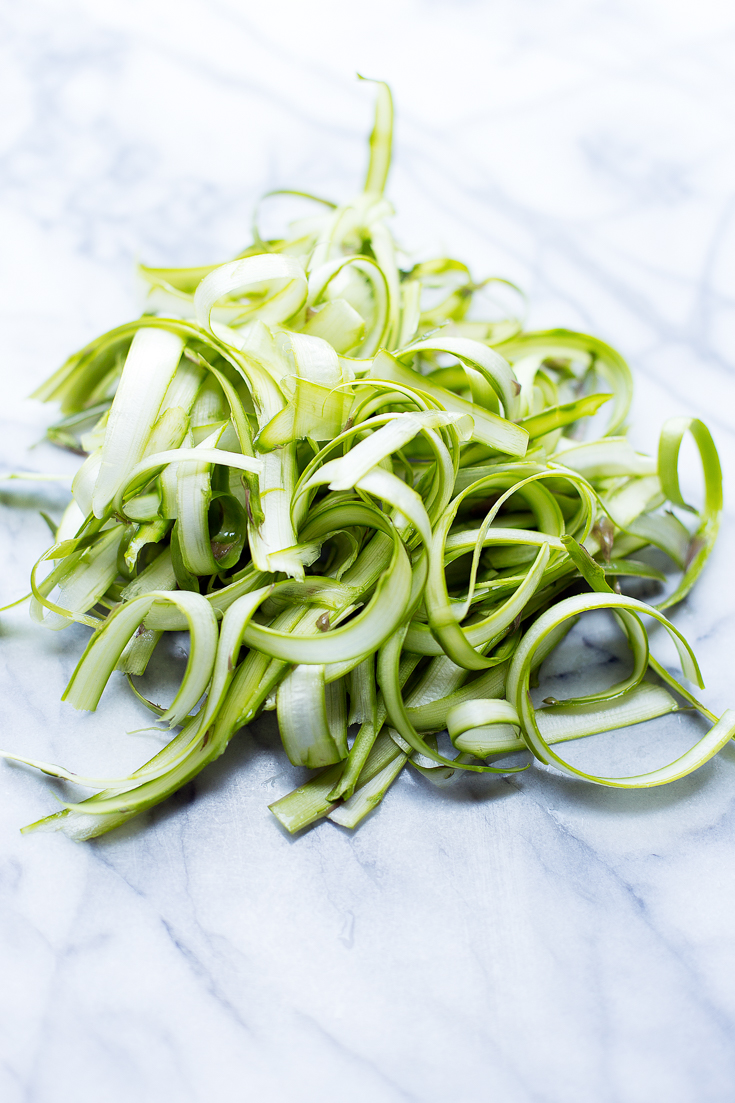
[2,3,735,1101]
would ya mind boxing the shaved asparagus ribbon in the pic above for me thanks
[2,81,730,843]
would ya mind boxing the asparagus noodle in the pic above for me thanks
[2,78,728,842]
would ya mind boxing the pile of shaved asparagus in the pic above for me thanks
[3,81,731,840]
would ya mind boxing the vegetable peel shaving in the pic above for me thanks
[1,80,730,840]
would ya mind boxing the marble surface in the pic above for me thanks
[2,2,735,1100]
